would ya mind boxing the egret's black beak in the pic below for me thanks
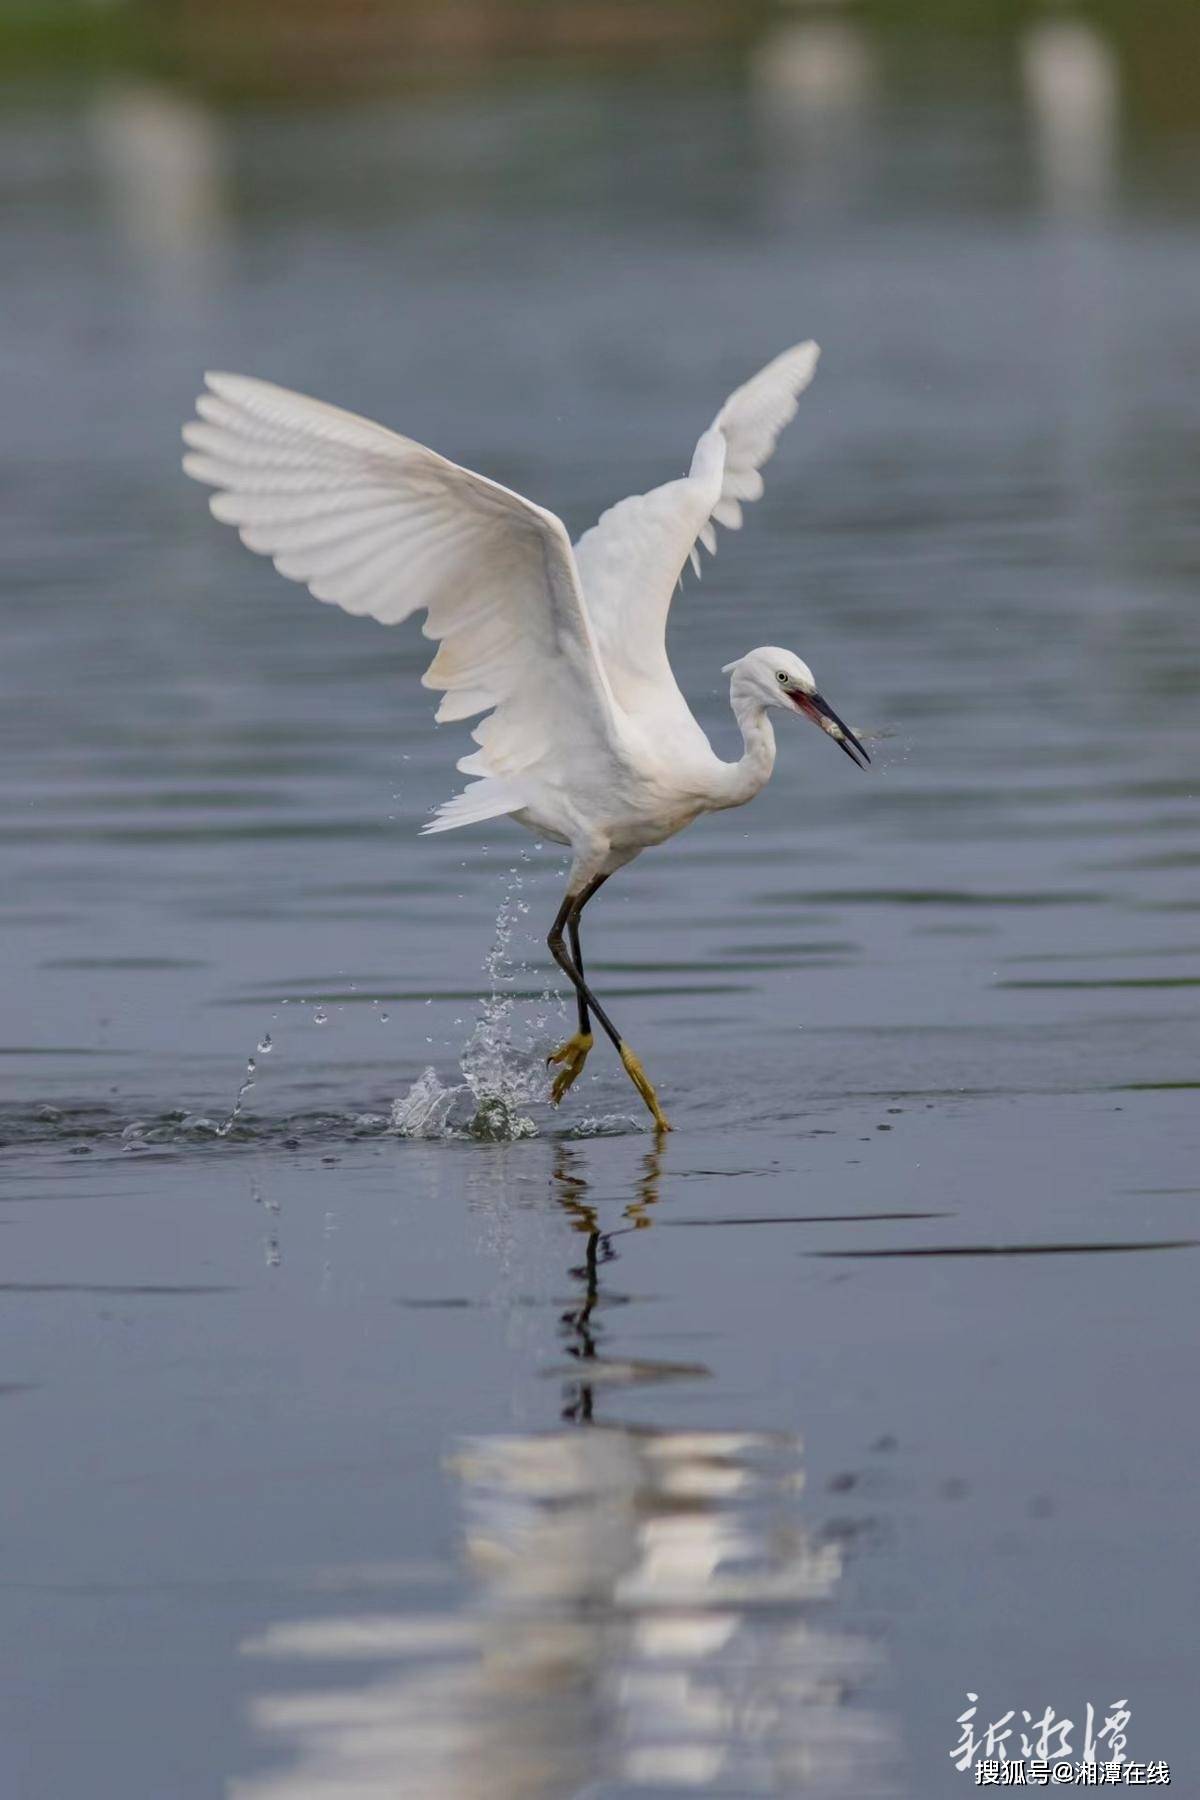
[792,691,871,769]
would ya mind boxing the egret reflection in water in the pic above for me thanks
[232,1147,894,1799]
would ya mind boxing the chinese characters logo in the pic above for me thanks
[950,1695,1168,1786]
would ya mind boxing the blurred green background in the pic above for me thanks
[1,0,1198,124]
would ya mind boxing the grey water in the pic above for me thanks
[2,27,1199,1798]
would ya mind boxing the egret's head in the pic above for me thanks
[723,646,870,769]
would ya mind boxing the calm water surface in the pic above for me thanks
[2,33,1198,1799]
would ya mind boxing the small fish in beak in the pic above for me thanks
[791,691,871,768]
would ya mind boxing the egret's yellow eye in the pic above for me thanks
[776,670,789,683]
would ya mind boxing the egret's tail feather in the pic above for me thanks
[421,778,525,835]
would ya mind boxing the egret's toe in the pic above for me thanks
[547,1031,593,1105]
[618,1044,672,1132]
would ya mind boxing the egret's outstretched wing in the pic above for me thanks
[572,342,820,714]
[183,375,625,817]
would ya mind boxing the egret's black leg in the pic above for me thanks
[568,873,608,1035]
[548,883,621,1043]
[547,892,601,1104]
[546,878,670,1131]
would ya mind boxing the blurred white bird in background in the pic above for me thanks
[183,341,868,1131]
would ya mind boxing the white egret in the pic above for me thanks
[183,341,868,1131]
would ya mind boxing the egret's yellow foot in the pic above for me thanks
[547,1031,593,1105]
[619,1044,672,1132]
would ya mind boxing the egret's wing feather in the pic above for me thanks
[183,374,625,810]
[572,341,820,713]
[707,339,822,521]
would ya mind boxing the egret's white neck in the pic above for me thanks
[715,691,777,809]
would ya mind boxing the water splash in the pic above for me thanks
[214,1006,285,1141]
[390,866,557,1142]
[216,1053,258,1139]
[388,1067,459,1139]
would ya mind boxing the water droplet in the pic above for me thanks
[257,1033,273,1054]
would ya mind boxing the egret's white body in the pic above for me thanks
[184,341,868,1127]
